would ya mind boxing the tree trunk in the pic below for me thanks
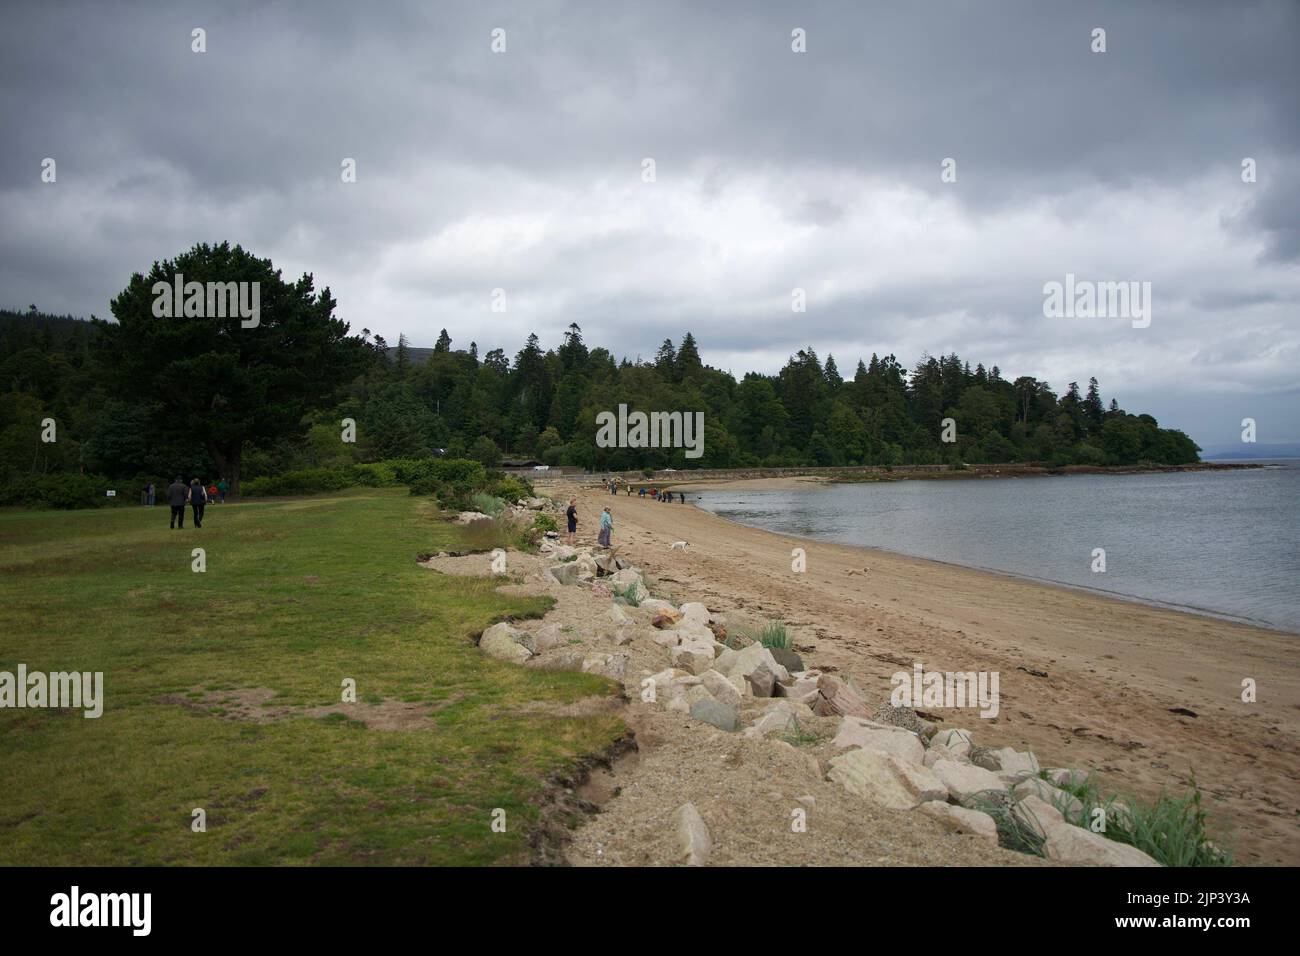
[210,442,244,499]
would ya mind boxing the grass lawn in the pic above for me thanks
[0,488,625,865]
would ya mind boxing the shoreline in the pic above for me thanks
[687,496,1297,637]
[562,480,1300,865]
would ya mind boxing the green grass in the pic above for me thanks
[1051,771,1232,867]
[754,622,790,650]
[0,488,624,865]
[610,583,641,607]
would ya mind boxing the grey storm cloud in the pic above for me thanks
[1,0,1298,444]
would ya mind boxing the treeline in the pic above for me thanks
[0,297,1196,509]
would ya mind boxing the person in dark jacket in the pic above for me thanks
[189,478,208,528]
[167,477,187,528]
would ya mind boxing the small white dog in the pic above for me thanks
[669,540,689,551]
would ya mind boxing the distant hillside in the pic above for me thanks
[1202,443,1300,460]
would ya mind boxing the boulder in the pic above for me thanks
[478,622,534,664]
[582,652,629,679]
[678,602,711,625]
[718,644,791,686]
[1013,779,1084,821]
[745,703,800,739]
[670,640,717,675]
[832,717,925,764]
[917,801,1000,846]
[1042,823,1160,866]
[1011,794,1064,839]
[676,803,712,866]
[973,746,1040,776]
[455,511,492,524]
[607,603,635,628]
[526,648,585,671]
[827,749,948,809]
[929,759,1007,801]
[769,646,804,674]
[873,703,930,738]
[745,661,780,698]
[549,562,591,586]
[812,674,872,719]
[689,699,740,732]
[700,670,744,709]
[777,676,821,705]
[640,599,680,620]
[930,728,974,757]
[651,631,683,648]
[522,623,567,654]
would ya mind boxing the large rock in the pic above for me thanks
[640,598,680,620]
[745,661,781,698]
[1013,778,1084,818]
[700,669,744,708]
[930,728,974,757]
[670,640,717,675]
[1042,823,1160,866]
[1011,793,1065,839]
[606,568,648,601]
[526,648,586,671]
[676,803,712,866]
[778,676,821,705]
[607,603,635,628]
[678,602,711,625]
[827,749,948,809]
[478,622,534,664]
[917,801,1000,846]
[832,717,925,764]
[455,511,492,524]
[745,703,800,739]
[929,759,1007,801]
[582,652,629,679]
[812,674,872,719]
[718,644,790,686]
[521,623,566,654]
[974,746,1040,776]
[549,561,594,586]
[769,646,804,674]
[689,699,740,732]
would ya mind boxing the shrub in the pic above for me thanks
[241,468,353,497]
[532,512,558,534]
[0,473,112,510]
[754,622,790,650]
[470,492,506,516]
[1053,771,1231,867]
[488,473,533,502]
[611,582,641,607]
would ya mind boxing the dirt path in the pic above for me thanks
[565,480,1300,865]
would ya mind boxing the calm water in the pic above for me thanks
[694,464,1300,633]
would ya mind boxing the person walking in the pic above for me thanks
[189,478,208,528]
[565,498,578,545]
[167,476,187,528]
[217,477,228,503]
[208,482,219,504]
[598,506,613,549]
[146,482,156,507]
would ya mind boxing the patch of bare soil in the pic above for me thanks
[160,687,445,730]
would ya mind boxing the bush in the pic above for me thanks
[470,492,506,516]
[241,468,353,497]
[532,512,558,534]
[488,473,533,502]
[0,473,113,510]
[754,622,790,650]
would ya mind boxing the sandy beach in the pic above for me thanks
[561,478,1300,865]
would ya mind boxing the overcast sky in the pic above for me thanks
[2,0,1297,447]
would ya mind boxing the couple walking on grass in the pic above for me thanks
[167,477,212,529]
[565,497,614,549]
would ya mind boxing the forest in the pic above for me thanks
[0,243,1200,506]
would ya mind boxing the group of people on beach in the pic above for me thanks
[602,479,685,504]
[156,477,225,529]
